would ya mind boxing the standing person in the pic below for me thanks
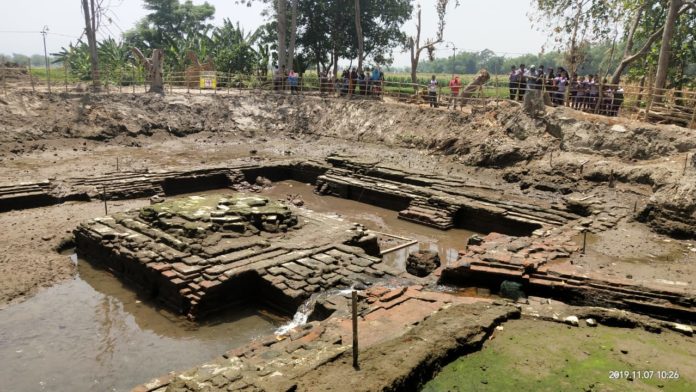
[508,65,518,100]
[610,85,624,116]
[428,75,439,108]
[546,68,556,103]
[587,75,599,112]
[517,64,527,101]
[569,73,579,108]
[349,67,358,95]
[554,71,568,107]
[288,69,299,94]
[448,75,462,109]
[371,67,381,96]
[527,65,538,90]
[340,68,349,96]
[536,65,546,90]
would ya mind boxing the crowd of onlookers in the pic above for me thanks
[507,64,625,116]
[271,63,625,117]
[272,65,385,96]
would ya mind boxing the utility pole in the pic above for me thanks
[446,42,457,75]
[41,26,51,93]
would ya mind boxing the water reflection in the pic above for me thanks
[261,181,477,270]
[0,257,280,392]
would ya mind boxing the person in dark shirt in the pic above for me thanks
[349,68,358,95]
[517,64,527,101]
[509,65,518,100]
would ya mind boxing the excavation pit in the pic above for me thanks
[74,193,397,319]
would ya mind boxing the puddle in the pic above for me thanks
[260,181,478,269]
[0,258,281,392]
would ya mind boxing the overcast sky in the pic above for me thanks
[0,0,548,66]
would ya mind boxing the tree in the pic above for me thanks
[532,0,620,76]
[124,0,215,69]
[81,0,101,91]
[210,19,262,74]
[355,0,364,71]
[654,0,684,94]
[408,1,458,87]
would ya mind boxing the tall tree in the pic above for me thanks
[355,0,364,72]
[287,0,298,69]
[654,0,682,95]
[81,0,101,91]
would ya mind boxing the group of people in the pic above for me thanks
[272,65,385,97]
[273,65,300,94]
[508,64,624,116]
[336,67,385,96]
[427,74,462,109]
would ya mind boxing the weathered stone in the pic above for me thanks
[406,250,441,277]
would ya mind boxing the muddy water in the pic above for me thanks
[0,258,280,392]
[260,181,478,269]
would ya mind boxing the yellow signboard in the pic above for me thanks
[199,71,217,89]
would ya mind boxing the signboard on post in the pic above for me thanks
[199,71,217,89]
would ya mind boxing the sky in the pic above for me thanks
[0,0,549,66]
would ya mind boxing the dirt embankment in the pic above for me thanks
[2,90,696,305]
[3,91,693,165]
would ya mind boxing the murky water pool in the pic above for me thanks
[0,180,477,391]
[261,181,477,268]
[0,259,281,392]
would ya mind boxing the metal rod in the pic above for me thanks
[352,290,359,369]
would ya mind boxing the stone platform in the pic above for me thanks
[74,193,398,319]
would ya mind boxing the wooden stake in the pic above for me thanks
[103,185,108,215]
[582,230,587,254]
[28,60,35,92]
[116,157,119,172]
[352,290,359,370]
[684,153,689,175]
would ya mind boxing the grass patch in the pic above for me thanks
[423,319,696,392]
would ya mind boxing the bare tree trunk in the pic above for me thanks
[654,0,682,100]
[132,48,165,94]
[82,0,100,92]
[276,0,288,69]
[409,7,423,88]
[287,0,298,70]
[354,0,364,72]
[567,0,583,77]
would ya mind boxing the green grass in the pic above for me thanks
[423,319,696,392]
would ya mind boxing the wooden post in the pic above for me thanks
[351,290,359,369]
[132,66,136,94]
[116,157,119,172]
[28,61,35,92]
[582,230,587,254]
[103,185,108,215]
[690,93,696,129]
[684,153,689,175]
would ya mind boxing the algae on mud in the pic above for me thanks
[423,318,696,392]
